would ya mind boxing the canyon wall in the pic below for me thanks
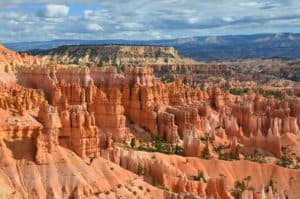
[0,45,299,199]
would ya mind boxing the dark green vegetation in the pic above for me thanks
[130,137,136,148]
[213,144,240,161]
[258,89,282,98]
[276,146,300,169]
[200,148,212,160]
[229,88,249,96]
[231,176,254,199]
[151,176,169,191]
[191,171,207,183]
[244,153,267,164]
[160,75,175,83]
[267,179,277,194]
[276,154,293,168]
[137,164,146,176]
[136,135,183,155]
[229,88,282,98]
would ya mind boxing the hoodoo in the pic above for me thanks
[0,42,299,199]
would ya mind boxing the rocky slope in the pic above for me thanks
[26,44,299,97]
[157,59,299,96]
[0,45,299,199]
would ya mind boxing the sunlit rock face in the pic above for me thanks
[0,45,299,199]
[33,45,197,66]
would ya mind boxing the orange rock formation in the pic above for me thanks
[0,45,299,199]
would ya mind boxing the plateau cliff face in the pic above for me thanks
[34,45,197,66]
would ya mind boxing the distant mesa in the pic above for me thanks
[29,44,198,66]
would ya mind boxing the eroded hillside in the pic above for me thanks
[0,44,299,199]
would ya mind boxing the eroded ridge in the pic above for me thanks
[0,45,299,199]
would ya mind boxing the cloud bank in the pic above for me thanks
[1,0,300,42]
[42,4,69,18]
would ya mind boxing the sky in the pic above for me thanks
[1,0,300,43]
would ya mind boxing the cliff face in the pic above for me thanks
[35,45,197,66]
[0,45,299,199]
[30,44,299,97]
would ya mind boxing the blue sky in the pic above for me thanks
[1,0,300,42]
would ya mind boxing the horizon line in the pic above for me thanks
[3,31,300,44]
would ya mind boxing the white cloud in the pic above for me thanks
[0,12,27,22]
[86,23,103,31]
[187,17,199,24]
[82,9,110,22]
[2,0,300,42]
[147,30,161,39]
[239,2,260,7]
[222,16,234,22]
[43,4,69,18]
[83,10,93,19]
[122,22,141,29]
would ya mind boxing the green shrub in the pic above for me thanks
[137,164,145,176]
[130,137,136,148]
[156,184,169,191]
[276,155,293,168]
[259,89,281,98]
[152,176,158,186]
[154,135,165,152]
[200,149,211,160]
[200,133,210,142]
[244,154,267,164]
[268,179,277,193]
[192,171,207,183]
[161,76,174,83]
[135,136,184,156]
[173,145,183,155]
[276,146,293,168]
[229,88,249,96]
[231,176,254,199]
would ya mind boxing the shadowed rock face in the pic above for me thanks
[0,45,299,199]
